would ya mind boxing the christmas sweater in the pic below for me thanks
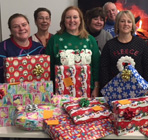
[46,31,100,89]
[100,36,148,88]
[0,37,45,83]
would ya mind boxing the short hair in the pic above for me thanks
[114,10,136,35]
[85,7,106,28]
[57,6,88,38]
[8,13,29,30]
[34,7,51,21]
[103,2,117,16]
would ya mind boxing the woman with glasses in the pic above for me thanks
[0,13,45,83]
[31,7,53,48]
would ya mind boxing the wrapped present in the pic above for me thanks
[14,104,64,131]
[55,65,91,97]
[3,54,50,83]
[50,95,81,107]
[43,113,113,140]
[101,65,148,107]
[63,98,112,124]
[111,96,148,136]
[0,81,53,127]
[139,124,148,137]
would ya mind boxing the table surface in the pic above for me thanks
[0,126,147,139]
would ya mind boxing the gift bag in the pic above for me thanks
[101,65,148,107]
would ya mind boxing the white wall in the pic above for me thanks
[0,0,77,41]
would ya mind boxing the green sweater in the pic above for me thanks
[46,31,100,89]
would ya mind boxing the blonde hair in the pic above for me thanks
[114,10,136,35]
[57,6,89,38]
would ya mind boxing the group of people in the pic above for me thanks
[0,2,148,98]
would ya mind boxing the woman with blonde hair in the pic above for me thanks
[100,10,148,89]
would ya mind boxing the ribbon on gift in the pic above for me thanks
[121,69,132,81]
[79,98,90,107]
[123,108,136,120]
[25,104,38,112]
[0,89,5,99]
[33,64,44,76]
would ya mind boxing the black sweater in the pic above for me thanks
[100,36,148,89]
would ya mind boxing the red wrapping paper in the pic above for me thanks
[3,54,50,83]
[55,65,90,97]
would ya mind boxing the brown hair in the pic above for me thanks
[85,7,106,29]
[34,7,51,21]
[8,13,29,30]
[57,6,89,38]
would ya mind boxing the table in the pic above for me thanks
[0,126,147,139]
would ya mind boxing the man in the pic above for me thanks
[103,2,118,37]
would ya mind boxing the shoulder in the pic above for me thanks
[0,38,12,47]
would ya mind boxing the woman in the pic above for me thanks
[100,10,148,89]
[0,13,45,83]
[46,6,100,97]
[85,7,113,53]
[31,7,52,47]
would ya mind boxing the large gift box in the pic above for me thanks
[14,104,64,131]
[111,96,148,136]
[43,113,113,140]
[0,81,53,127]
[55,65,91,97]
[3,54,50,83]
[101,65,148,107]
[63,98,112,124]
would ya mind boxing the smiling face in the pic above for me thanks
[64,9,80,35]
[105,3,118,22]
[35,11,51,32]
[10,17,30,42]
[118,14,133,35]
[89,16,105,32]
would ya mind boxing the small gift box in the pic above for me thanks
[3,54,50,83]
[111,96,148,136]
[14,104,63,131]
[55,65,91,97]
[0,81,53,127]
[63,98,112,124]
[101,65,148,107]
[43,113,113,140]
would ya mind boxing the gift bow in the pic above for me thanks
[121,69,132,81]
[25,104,38,112]
[79,98,90,107]
[33,64,44,76]
[123,108,135,120]
[0,89,5,99]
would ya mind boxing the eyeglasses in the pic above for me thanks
[37,17,50,21]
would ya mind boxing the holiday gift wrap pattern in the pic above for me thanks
[101,65,148,107]
[3,54,50,83]
[43,113,113,140]
[14,104,64,131]
[63,98,112,124]
[111,96,148,136]
[0,81,53,127]
[50,95,81,107]
[55,65,91,97]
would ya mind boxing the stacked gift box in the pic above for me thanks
[111,96,148,136]
[0,81,53,127]
[55,65,91,97]
[3,54,50,83]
